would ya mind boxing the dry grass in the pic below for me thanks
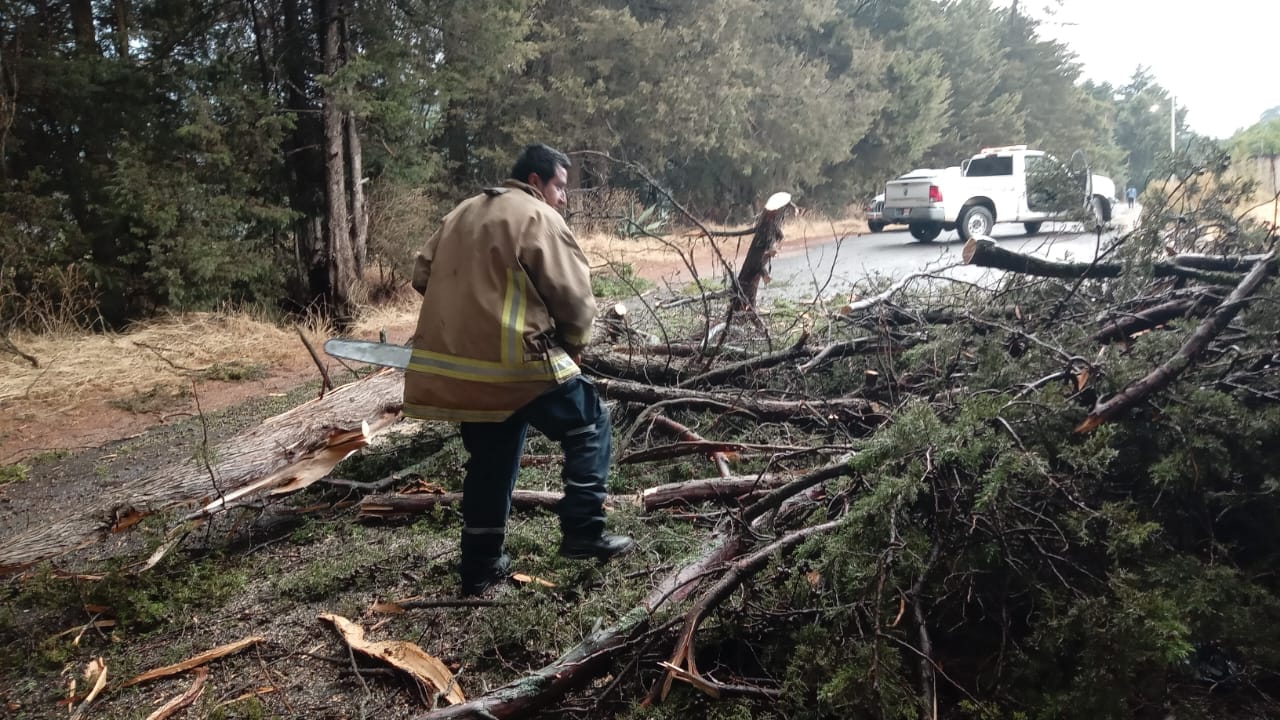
[0,310,332,409]
[347,291,421,341]
[782,205,868,240]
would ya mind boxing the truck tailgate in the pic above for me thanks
[883,178,935,208]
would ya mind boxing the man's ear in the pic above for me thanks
[527,172,543,188]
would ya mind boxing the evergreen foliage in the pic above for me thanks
[0,0,1215,328]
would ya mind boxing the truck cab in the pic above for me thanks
[881,145,1115,242]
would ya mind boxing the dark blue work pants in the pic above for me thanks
[458,377,610,566]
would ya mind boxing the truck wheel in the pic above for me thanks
[957,205,994,241]
[868,221,885,233]
[909,223,942,242]
[1023,222,1043,235]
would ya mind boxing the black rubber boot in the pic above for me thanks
[460,532,511,596]
[460,553,512,596]
[559,532,635,561]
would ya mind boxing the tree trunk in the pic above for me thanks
[340,10,367,276]
[442,99,470,190]
[732,192,792,310]
[579,350,685,386]
[345,111,367,277]
[0,371,405,573]
[111,0,129,59]
[962,237,1254,283]
[282,0,327,308]
[321,0,354,316]
[963,237,1124,279]
[244,0,273,94]
[357,476,803,518]
[0,36,15,178]
[70,0,96,54]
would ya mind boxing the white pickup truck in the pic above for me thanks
[880,145,1116,242]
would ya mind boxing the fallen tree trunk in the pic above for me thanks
[796,334,923,373]
[1078,252,1277,432]
[962,237,1122,279]
[962,237,1247,283]
[1171,252,1276,273]
[0,369,405,573]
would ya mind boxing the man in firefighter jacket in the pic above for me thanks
[404,143,635,595]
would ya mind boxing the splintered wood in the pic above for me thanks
[319,613,466,706]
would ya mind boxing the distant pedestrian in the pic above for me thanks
[1126,185,1137,209]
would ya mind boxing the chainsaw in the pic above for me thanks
[323,338,411,370]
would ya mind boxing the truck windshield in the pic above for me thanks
[966,156,1013,177]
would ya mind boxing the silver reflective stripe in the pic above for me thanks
[409,353,556,381]
[565,480,599,489]
[462,526,506,535]
[407,347,579,384]
[565,424,595,438]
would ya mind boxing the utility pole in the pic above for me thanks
[1170,94,1176,154]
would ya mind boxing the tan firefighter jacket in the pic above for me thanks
[402,180,596,423]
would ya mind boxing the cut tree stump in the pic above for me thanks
[732,192,792,310]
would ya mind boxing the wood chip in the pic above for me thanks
[511,573,556,588]
[144,667,208,720]
[370,600,406,615]
[111,509,147,533]
[70,657,107,720]
[319,613,465,705]
[122,636,264,687]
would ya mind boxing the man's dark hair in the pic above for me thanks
[510,143,571,184]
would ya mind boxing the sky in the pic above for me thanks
[1010,0,1279,138]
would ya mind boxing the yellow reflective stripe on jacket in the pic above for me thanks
[500,268,529,364]
[546,347,579,382]
[408,347,579,384]
[402,402,515,423]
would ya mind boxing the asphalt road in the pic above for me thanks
[764,204,1140,302]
